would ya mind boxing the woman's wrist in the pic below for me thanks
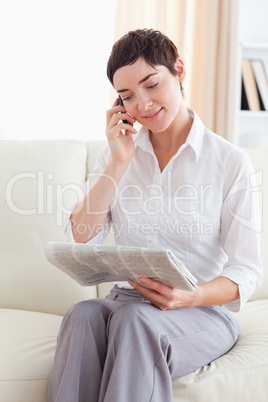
[191,277,239,308]
[106,158,130,183]
[191,285,205,307]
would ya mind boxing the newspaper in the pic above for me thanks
[45,242,198,292]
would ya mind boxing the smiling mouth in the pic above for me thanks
[143,107,163,120]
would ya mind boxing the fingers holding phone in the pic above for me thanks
[105,97,137,165]
[106,97,136,133]
[107,96,136,130]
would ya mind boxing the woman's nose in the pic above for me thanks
[137,95,153,113]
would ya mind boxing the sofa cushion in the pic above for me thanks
[172,299,268,401]
[0,140,97,315]
[0,308,62,402]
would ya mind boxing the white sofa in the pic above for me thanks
[0,139,267,402]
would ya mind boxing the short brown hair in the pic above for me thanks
[107,29,183,92]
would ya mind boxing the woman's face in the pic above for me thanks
[113,57,185,134]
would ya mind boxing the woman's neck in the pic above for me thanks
[149,104,193,153]
[148,104,193,172]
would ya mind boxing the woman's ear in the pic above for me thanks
[175,58,186,82]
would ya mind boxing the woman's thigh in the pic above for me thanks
[105,291,239,379]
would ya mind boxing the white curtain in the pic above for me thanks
[0,0,116,141]
[113,0,240,142]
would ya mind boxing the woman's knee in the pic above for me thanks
[62,298,112,329]
[108,302,153,336]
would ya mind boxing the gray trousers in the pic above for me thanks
[47,286,239,402]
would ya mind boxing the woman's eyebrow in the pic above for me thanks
[139,72,158,84]
[117,73,158,93]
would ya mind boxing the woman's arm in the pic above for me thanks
[71,159,128,243]
[128,276,239,311]
[71,99,137,243]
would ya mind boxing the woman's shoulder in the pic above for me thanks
[203,127,249,163]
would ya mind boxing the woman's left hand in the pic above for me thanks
[128,277,197,310]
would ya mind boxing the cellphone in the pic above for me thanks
[118,95,129,124]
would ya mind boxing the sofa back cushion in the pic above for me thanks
[0,140,97,316]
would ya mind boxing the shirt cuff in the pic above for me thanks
[219,265,260,312]
[63,214,111,245]
[63,213,76,243]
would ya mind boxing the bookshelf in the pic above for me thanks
[235,0,268,148]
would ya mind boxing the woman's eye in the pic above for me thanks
[122,95,132,102]
[147,82,159,89]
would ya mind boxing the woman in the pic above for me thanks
[48,29,262,402]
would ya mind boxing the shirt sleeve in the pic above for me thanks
[63,144,113,245]
[219,148,263,312]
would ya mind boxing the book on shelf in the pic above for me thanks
[241,59,261,111]
[251,59,268,111]
[241,59,268,112]
[241,76,249,110]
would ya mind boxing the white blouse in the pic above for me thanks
[65,109,263,312]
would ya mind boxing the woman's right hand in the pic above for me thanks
[106,99,137,166]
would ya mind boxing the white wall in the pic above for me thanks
[240,0,268,42]
[0,0,116,141]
